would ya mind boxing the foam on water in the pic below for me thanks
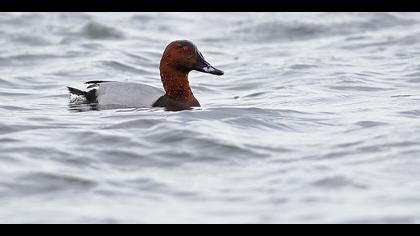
[1,12,420,223]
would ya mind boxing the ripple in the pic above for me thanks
[400,110,420,118]
[0,173,97,197]
[0,105,34,111]
[81,22,124,40]
[343,216,414,224]
[104,118,161,130]
[355,121,388,128]
[0,124,40,135]
[311,176,368,189]
[232,13,418,43]
[328,86,392,92]
[99,60,150,75]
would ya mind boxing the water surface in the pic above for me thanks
[1,12,420,223]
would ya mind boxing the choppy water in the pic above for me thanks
[1,12,420,223]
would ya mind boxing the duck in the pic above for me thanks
[67,40,223,111]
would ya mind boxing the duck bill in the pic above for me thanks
[193,54,224,76]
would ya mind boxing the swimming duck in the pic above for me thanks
[68,40,224,111]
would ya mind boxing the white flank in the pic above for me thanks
[96,82,164,108]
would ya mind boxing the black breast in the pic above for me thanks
[152,95,200,111]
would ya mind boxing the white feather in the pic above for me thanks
[96,82,164,108]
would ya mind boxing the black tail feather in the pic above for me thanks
[85,81,112,89]
[67,87,98,103]
[67,87,86,96]
[85,80,112,84]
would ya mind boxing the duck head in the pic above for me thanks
[160,40,224,76]
[155,40,223,110]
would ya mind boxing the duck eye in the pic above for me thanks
[182,46,190,53]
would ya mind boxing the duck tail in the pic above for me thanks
[67,87,97,103]
[67,87,87,96]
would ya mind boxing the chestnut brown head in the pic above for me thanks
[160,40,224,76]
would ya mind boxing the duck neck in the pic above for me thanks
[160,66,195,101]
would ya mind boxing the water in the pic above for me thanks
[1,12,420,223]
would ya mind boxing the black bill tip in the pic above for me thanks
[201,65,224,76]
[193,49,224,76]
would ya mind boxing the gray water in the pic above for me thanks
[1,12,420,224]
